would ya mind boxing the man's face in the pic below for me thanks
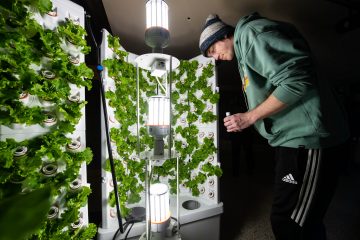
[207,37,234,61]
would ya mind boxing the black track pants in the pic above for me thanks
[270,145,343,240]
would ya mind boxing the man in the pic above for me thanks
[199,13,349,240]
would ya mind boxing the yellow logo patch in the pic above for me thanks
[243,75,249,92]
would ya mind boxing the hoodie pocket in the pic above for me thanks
[255,118,281,139]
[301,103,330,137]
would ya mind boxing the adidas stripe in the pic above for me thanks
[291,149,322,226]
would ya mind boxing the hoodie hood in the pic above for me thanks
[236,12,264,29]
[233,12,265,63]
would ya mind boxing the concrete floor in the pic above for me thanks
[219,138,360,240]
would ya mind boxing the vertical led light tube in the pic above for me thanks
[146,0,169,30]
[151,1,156,27]
[146,2,151,29]
[150,183,170,225]
[161,2,169,30]
[147,96,170,126]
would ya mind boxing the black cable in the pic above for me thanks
[85,13,124,234]
[112,222,130,240]
[124,222,135,240]
[112,228,120,240]
[85,14,99,50]
[171,216,181,230]
[112,221,135,240]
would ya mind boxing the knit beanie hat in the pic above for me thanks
[199,14,235,57]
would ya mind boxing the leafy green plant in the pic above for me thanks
[57,19,90,54]
[31,186,95,240]
[0,121,95,239]
[102,35,150,216]
[107,34,128,60]
[0,0,96,239]
[166,59,221,195]
[0,0,93,127]
[103,33,222,205]
[0,187,51,240]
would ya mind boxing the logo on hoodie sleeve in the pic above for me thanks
[241,65,249,92]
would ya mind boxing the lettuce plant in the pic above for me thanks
[0,0,96,239]
[103,34,222,209]
[57,19,91,54]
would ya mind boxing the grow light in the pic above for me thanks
[150,183,170,228]
[146,0,168,29]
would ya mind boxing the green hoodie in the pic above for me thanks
[233,12,349,148]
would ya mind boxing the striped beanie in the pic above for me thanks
[199,14,235,57]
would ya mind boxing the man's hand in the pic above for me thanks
[224,112,256,132]
[224,94,288,133]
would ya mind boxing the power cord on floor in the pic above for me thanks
[124,222,135,240]
[112,221,136,240]
[112,206,146,240]
[171,216,181,230]
[113,217,181,239]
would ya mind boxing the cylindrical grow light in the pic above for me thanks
[145,0,170,52]
[149,183,170,232]
[147,95,170,155]
[146,0,168,29]
[148,95,170,126]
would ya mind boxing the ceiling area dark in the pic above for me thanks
[96,0,358,60]
[75,0,360,83]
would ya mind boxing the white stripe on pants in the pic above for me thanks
[291,149,322,226]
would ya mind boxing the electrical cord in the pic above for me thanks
[116,218,180,240]
[124,222,135,240]
[112,221,130,240]
[112,223,124,240]
[112,221,135,240]
[171,216,181,230]
[112,228,121,240]
[84,13,124,234]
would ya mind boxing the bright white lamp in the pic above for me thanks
[146,0,168,29]
[149,183,170,232]
[145,0,170,53]
[147,95,170,156]
[136,1,181,239]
